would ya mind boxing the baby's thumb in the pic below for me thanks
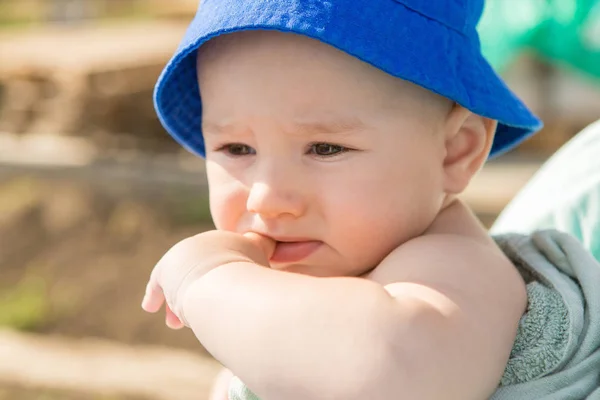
[243,232,276,260]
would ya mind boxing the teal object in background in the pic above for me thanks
[479,0,600,77]
[492,120,600,262]
[481,1,600,261]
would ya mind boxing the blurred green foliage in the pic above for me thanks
[0,276,50,331]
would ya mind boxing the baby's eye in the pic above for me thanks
[309,143,348,157]
[218,143,256,156]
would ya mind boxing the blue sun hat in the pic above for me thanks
[154,0,543,158]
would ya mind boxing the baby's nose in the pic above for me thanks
[246,181,305,219]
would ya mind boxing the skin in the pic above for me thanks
[200,31,455,279]
[143,31,528,400]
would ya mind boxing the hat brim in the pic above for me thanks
[154,0,542,158]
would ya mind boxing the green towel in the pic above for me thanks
[229,230,600,399]
[492,230,600,399]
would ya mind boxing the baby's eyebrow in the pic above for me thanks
[202,121,235,134]
[291,117,366,136]
[202,117,366,136]
[202,121,256,137]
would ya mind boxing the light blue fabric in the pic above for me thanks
[229,230,600,399]
[491,231,600,399]
[153,0,542,159]
[492,119,600,262]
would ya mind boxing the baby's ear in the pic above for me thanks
[441,105,496,194]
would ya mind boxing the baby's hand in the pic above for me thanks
[141,231,275,329]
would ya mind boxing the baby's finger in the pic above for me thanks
[141,280,165,313]
[243,232,277,259]
[165,304,185,330]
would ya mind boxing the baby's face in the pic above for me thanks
[198,31,452,277]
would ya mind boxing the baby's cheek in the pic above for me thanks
[327,201,391,264]
[209,186,247,231]
[333,196,412,262]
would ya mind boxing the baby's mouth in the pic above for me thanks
[270,240,322,264]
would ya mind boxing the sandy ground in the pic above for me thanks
[0,329,221,400]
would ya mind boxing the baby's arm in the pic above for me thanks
[365,234,527,399]
[183,235,525,400]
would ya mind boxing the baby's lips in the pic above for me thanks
[243,232,277,260]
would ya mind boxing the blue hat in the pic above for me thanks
[154,0,543,158]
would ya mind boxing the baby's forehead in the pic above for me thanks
[197,31,451,121]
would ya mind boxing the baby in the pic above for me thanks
[142,0,546,399]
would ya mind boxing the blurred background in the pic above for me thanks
[0,1,599,399]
